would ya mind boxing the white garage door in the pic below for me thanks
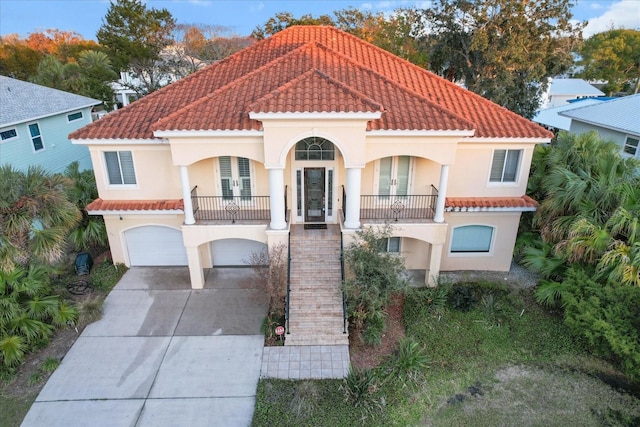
[125,226,188,266]
[211,239,267,266]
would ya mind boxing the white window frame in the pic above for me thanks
[104,151,137,187]
[216,156,255,200]
[623,136,639,157]
[67,111,84,122]
[489,149,522,184]
[449,225,495,256]
[27,122,45,152]
[373,156,414,197]
[0,127,18,143]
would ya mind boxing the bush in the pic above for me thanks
[90,261,127,291]
[362,310,385,346]
[393,338,430,381]
[562,268,640,380]
[341,367,380,410]
[449,285,477,311]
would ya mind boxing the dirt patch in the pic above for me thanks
[349,294,406,370]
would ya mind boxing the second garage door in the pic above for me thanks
[125,226,188,266]
[211,239,267,266]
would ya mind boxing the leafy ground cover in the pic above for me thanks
[252,281,640,426]
[0,254,126,427]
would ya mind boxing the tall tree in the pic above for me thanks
[579,29,640,95]
[425,0,583,118]
[97,0,175,95]
[251,12,334,39]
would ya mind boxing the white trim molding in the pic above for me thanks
[72,138,169,145]
[153,130,264,138]
[249,111,382,120]
[368,129,475,137]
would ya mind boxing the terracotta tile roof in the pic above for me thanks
[445,195,538,211]
[71,26,552,140]
[248,69,384,114]
[86,198,184,212]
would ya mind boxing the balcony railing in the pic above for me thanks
[191,186,270,222]
[360,186,438,221]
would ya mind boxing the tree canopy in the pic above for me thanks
[579,29,640,95]
[425,0,583,119]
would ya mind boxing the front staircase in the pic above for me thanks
[285,224,349,346]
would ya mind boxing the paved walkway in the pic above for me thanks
[261,345,350,379]
[22,268,268,427]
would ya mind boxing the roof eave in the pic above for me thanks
[249,111,382,120]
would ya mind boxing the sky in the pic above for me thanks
[0,0,639,40]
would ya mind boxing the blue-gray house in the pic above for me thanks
[0,76,101,173]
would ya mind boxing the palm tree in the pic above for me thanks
[0,165,80,271]
[64,162,107,250]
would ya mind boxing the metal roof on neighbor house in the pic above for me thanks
[559,94,640,135]
[532,98,605,130]
[70,26,552,141]
[0,76,101,127]
[549,78,604,96]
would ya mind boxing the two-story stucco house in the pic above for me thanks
[0,76,101,173]
[71,25,551,308]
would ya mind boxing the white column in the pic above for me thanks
[344,167,362,229]
[434,164,449,223]
[269,168,287,230]
[180,165,195,225]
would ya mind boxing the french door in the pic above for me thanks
[219,156,252,200]
[378,156,411,196]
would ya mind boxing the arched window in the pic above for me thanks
[295,137,335,161]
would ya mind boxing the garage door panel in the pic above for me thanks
[126,226,188,266]
[211,239,267,266]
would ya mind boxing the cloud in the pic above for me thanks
[250,2,265,12]
[583,0,640,38]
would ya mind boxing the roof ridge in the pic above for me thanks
[247,68,384,113]
[305,41,476,130]
[152,42,320,130]
[276,26,542,134]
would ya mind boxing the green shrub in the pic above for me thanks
[90,261,127,291]
[393,338,430,379]
[362,310,385,346]
[562,267,640,380]
[449,285,476,311]
[341,367,379,409]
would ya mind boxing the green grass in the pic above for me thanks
[252,283,640,426]
[0,393,37,427]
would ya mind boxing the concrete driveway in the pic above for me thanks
[22,267,268,427]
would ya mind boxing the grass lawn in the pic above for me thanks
[252,283,640,426]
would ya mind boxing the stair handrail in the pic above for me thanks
[285,231,291,335]
[340,231,347,334]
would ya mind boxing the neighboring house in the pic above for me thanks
[532,98,606,132]
[539,78,604,109]
[559,94,640,159]
[0,76,101,173]
[71,26,552,293]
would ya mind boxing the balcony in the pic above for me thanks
[343,185,438,223]
[191,186,270,224]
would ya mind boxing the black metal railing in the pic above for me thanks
[190,192,271,222]
[286,232,291,335]
[340,231,347,335]
[284,185,288,223]
[360,191,438,221]
[341,185,346,222]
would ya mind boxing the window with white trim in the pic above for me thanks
[105,151,136,185]
[67,111,83,122]
[28,123,44,151]
[219,156,252,200]
[451,225,494,253]
[0,128,18,142]
[489,149,521,182]
[623,136,639,157]
[383,237,401,253]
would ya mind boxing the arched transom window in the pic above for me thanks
[295,137,335,161]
